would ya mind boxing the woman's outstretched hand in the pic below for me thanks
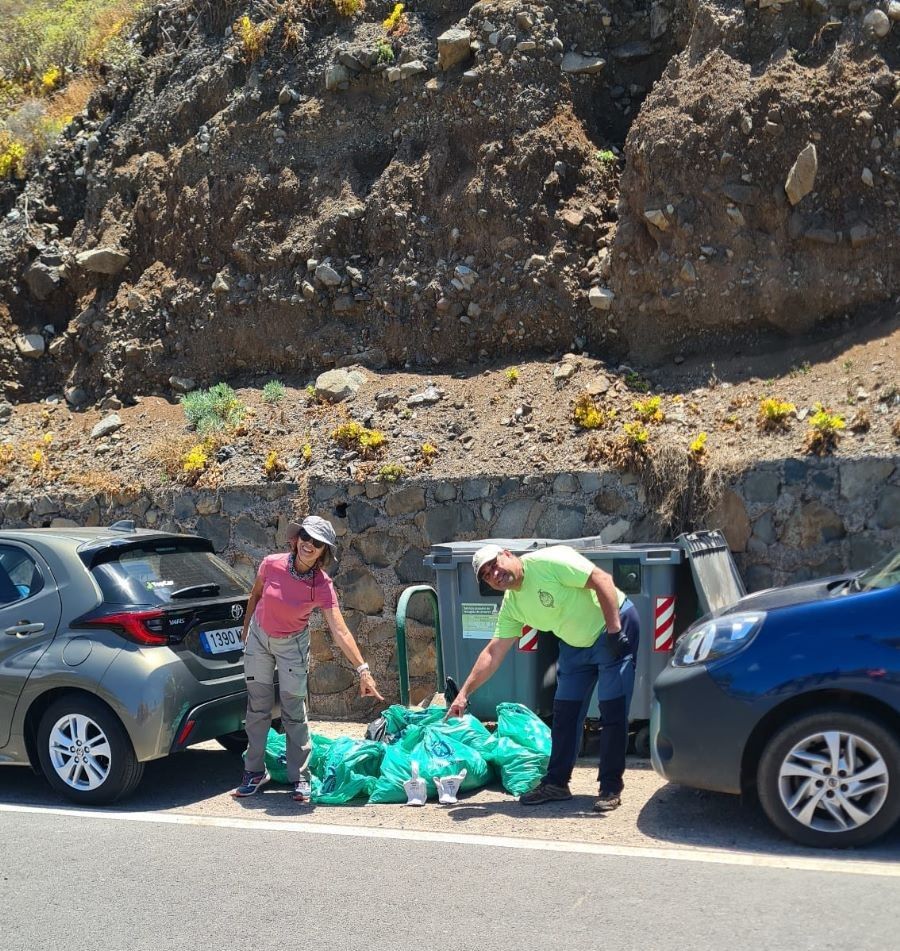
[359,671,384,701]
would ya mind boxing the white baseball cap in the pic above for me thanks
[472,544,504,577]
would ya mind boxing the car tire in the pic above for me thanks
[36,695,144,806]
[758,709,900,848]
[216,730,248,754]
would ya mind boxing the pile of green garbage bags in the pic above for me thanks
[259,702,551,805]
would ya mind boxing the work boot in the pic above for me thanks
[519,781,573,805]
[593,790,622,812]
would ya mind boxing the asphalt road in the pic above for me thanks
[3,724,900,951]
[3,806,898,951]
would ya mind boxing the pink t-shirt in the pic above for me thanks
[254,553,338,637]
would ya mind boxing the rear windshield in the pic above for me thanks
[89,543,249,606]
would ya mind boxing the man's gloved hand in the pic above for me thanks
[606,627,633,660]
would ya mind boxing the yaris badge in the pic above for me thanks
[231,603,244,620]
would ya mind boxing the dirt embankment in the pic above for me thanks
[0,0,897,411]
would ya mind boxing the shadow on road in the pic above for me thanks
[0,744,243,811]
[635,782,900,862]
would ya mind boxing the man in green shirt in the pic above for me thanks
[447,544,640,811]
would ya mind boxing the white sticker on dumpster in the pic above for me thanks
[461,603,500,639]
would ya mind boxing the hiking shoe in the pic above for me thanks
[593,791,622,812]
[231,769,269,798]
[519,781,573,806]
[292,779,312,803]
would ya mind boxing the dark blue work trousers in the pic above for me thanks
[543,601,640,795]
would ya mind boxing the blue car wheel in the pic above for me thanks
[758,709,900,848]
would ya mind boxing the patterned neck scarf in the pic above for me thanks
[287,553,317,582]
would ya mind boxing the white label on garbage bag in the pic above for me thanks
[461,603,500,639]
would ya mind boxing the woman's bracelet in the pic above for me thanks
[356,662,370,676]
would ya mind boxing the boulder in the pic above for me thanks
[75,247,130,275]
[438,28,473,70]
[90,414,123,439]
[784,143,817,205]
[589,287,615,310]
[315,368,366,402]
[15,334,45,359]
[561,52,606,74]
[325,64,350,91]
[315,263,342,287]
[24,262,61,300]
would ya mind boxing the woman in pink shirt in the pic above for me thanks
[232,515,383,802]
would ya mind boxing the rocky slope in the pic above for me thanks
[0,0,897,411]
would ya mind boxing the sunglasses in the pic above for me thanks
[479,560,500,582]
[297,528,326,549]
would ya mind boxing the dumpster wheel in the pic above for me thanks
[632,723,651,758]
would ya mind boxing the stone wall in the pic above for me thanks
[5,454,898,717]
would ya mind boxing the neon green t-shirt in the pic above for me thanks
[494,546,626,648]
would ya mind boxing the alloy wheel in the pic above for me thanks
[47,713,113,791]
[777,729,889,834]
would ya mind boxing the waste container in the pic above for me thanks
[421,531,744,728]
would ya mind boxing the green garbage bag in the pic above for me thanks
[490,703,552,795]
[368,724,492,803]
[492,736,549,795]
[381,704,446,744]
[496,702,551,753]
[261,728,289,784]
[436,713,498,757]
[312,736,384,805]
[309,733,335,777]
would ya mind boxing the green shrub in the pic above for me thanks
[262,380,286,404]
[0,0,146,89]
[624,371,650,393]
[181,383,246,435]
[378,463,405,482]
[375,40,394,64]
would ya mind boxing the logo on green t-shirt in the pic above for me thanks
[538,590,554,607]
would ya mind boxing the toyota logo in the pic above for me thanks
[231,603,244,620]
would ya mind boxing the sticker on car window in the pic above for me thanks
[146,579,174,589]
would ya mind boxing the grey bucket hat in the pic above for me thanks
[288,515,338,555]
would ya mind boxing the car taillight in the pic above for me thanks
[80,610,169,646]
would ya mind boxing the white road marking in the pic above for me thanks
[1,802,897,877]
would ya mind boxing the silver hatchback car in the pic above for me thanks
[0,523,251,804]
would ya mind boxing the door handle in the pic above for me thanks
[3,621,45,636]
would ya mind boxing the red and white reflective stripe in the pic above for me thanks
[518,625,538,652]
[654,596,676,652]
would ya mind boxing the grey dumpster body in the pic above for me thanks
[422,531,743,726]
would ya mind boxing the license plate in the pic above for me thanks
[201,626,244,655]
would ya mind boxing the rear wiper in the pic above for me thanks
[168,583,220,600]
